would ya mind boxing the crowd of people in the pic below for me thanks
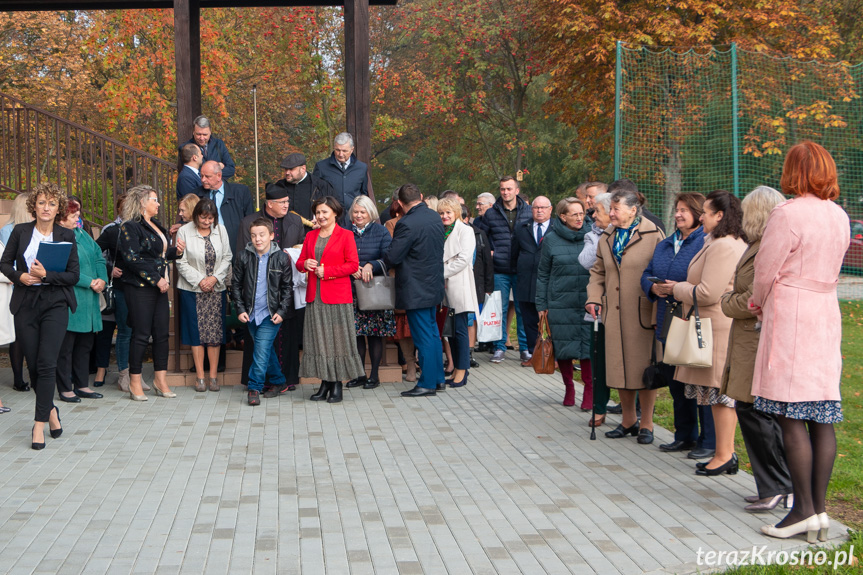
[0,121,849,543]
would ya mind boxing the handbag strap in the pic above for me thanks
[106,223,122,289]
[376,259,387,275]
[687,287,707,350]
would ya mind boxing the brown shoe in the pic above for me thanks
[209,378,220,392]
[194,378,207,392]
[117,368,130,392]
[588,414,606,427]
[521,359,533,367]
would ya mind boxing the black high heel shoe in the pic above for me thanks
[605,422,640,439]
[32,425,45,450]
[696,453,738,476]
[49,407,62,439]
[446,372,468,388]
[309,381,332,401]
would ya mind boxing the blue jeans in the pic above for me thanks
[406,307,444,390]
[493,274,526,352]
[247,317,286,392]
[698,405,716,450]
[114,289,132,371]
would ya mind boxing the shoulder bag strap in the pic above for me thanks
[689,286,707,349]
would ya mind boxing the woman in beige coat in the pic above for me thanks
[586,180,664,444]
[667,190,747,476]
[439,197,479,387]
[720,186,792,512]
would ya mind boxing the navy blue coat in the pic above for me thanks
[384,202,445,310]
[353,221,392,275]
[475,195,532,274]
[175,165,202,202]
[313,154,369,226]
[640,226,705,341]
[192,182,254,257]
[510,218,554,303]
[180,135,235,179]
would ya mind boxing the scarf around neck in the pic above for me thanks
[612,216,641,263]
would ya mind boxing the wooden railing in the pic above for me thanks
[0,91,178,225]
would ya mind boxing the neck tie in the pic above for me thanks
[341,162,347,172]
[210,190,216,201]
[536,223,544,245]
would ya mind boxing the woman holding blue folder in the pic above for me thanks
[0,183,80,450]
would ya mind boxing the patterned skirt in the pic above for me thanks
[179,288,226,347]
[354,304,396,337]
[754,397,843,424]
[299,295,365,382]
[684,383,735,408]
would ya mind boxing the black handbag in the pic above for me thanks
[659,299,682,341]
[441,307,455,338]
[642,338,669,390]
[100,229,120,315]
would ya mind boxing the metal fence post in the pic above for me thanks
[614,41,622,181]
[731,42,740,197]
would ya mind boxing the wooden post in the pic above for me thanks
[174,0,201,146]
[344,0,374,203]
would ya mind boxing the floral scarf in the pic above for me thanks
[444,222,456,239]
[612,217,641,264]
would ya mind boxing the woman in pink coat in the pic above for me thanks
[751,141,849,543]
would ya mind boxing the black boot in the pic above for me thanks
[310,380,331,401]
[327,381,343,403]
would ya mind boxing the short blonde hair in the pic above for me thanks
[742,186,785,243]
[437,196,461,216]
[179,193,200,221]
[423,196,439,211]
[11,192,33,225]
[27,183,67,224]
[555,197,585,217]
[350,195,379,222]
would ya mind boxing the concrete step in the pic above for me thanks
[166,364,404,387]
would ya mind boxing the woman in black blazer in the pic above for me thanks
[0,183,80,450]
[119,185,185,401]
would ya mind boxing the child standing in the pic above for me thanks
[231,218,294,405]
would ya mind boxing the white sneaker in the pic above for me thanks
[491,350,506,363]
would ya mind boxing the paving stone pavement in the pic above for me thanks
[0,351,849,574]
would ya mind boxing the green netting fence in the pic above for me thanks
[614,43,863,294]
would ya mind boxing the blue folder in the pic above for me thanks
[35,241,73,273]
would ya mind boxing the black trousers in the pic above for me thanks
[57,331,96,394]
[15,287,68,422]
[242,308,304,386]
[661,363,699,443]
[520,301,540,355]
[92,319,115,369]
[126,285,170,374]
[450,311,470,370]
[737,400,794,499]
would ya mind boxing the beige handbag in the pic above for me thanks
[663,287,713,368]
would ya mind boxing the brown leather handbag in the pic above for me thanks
[531,314,556,375]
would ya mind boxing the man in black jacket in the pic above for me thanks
[313,132,369,227]
[268,153,334,225]
[510,196,554,366]
[475,176,532,363]
[197,161,254,254]
[179,115,236,179]
[236,185,307,392]
[385,183,445,397]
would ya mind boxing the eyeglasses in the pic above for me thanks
[532,205,552,210]
[270,199,290,205]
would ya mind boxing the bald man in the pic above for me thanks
[510,196,554,365]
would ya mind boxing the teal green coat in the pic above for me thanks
[535,218,591,360]
[68,227,108,333]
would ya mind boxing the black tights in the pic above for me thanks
[10,340,25,386]
[356,336,382,380]
[777,416,836,527]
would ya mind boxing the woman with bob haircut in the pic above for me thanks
[297,196,365,403]
[751,141,848,542]
[720,185,793,513]
[666,190,747,472]
[0,183,79,450]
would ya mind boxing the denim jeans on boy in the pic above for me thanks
[247,317,286,392]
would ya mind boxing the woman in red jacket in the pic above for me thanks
[297,196,365,403]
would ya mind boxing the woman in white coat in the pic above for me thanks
[439,196,479,388]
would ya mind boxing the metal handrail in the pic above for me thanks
[0,90,178,225]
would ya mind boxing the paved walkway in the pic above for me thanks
[0,351,848,574]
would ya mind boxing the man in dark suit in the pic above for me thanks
[236,185,307,394]
[197,160,254,254]
[175,143,203,202]
[312,132,369,227]
[268,153,334,226]
[384,183,446,397]
[179,115,236,179]
[511,195,554,366]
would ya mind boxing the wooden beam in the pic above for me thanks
[344,0,374,202]
[174,0,201,146]
[0,0,398,10]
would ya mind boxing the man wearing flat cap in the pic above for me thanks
[236,187,306,395]
[267,152,334,226]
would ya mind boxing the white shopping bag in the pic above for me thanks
[477,291,503,343]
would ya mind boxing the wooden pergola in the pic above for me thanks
[0,0,396,168]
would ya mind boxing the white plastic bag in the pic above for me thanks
[477,291,503,342]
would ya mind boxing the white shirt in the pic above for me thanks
[532,221,549,243]
[24,227,53,285]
